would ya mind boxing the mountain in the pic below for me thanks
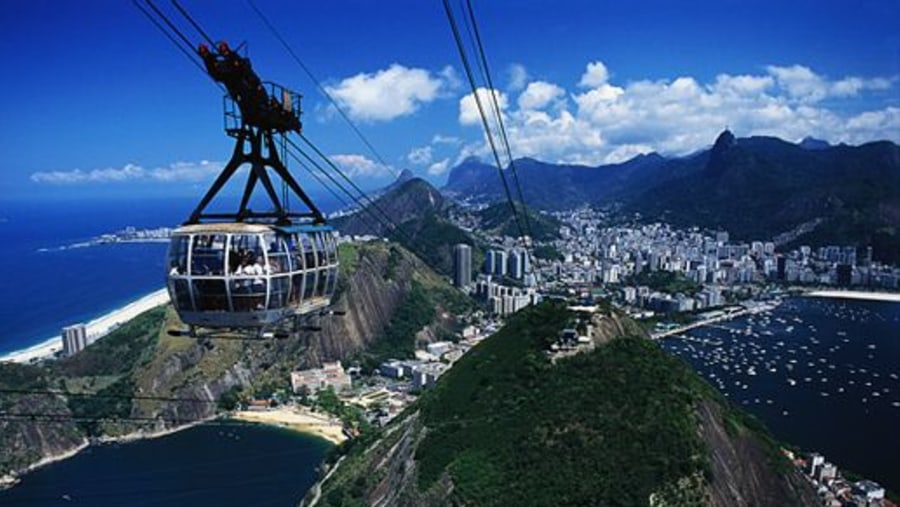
[798,136,831,150]
[443,132,900,263]
[337,177,476,276]
[628,132,900,263]
[443,153,672,210]
[309,302,818,506]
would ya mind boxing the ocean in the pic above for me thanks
[660,297,900,491]
[0,422,331,506]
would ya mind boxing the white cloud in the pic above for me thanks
[508,63,529,91]
[431,134,462,145]
[407,146,433,165]
[459,87,508,126]
[578,61,610,88]
[330,154,394,178]
[325,64,450,122]
[517,81,565,111]
[454,60,898,166]
[427,158,451,176]
[30,160,223,184]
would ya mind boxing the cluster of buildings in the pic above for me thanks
[453,243,541,316]
[787,450,890,507]
[535,209,898,311]
[95,226,173,244]
[290,325,491,427]
[290,361,353,394]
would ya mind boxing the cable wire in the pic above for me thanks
[462,0,534,242]
[442,0,525,239]
[247,0,399,178]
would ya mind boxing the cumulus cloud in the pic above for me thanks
[455,59,899,166]
[30,160,223,184]
[325,64,453,122]
[459,87,508,126]
[330,154,395,178]
[578,61,611,88]
[517,81,565,110]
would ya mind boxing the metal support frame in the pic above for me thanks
[187,125,323,225]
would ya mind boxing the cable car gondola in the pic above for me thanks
[164,40,338,334]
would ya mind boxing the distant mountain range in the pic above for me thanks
[443,131,900,263]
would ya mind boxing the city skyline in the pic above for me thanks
[2,0,898,201]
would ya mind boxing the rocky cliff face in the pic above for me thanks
[311,304,818,507]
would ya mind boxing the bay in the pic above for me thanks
[661,297,900,491]
[0,422,331,506]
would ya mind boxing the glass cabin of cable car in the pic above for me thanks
[166,223,338,329]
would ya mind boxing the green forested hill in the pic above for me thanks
[316,303,816,506]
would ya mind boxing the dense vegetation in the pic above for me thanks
[359,276,471,372]
[397,211,476,276]
[532,243,563,261]
[627,270,702,295]
[413,302,713,506]
[478,201,561,241]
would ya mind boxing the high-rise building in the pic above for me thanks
[62,323,89,357]
[493,250,508,276]
[507,248,524,279]
[453,243,472,288]
[484,250,497,275]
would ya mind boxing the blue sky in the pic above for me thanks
[2,0,898,201]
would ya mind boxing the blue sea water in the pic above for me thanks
[0,422,331,506]
[661,297,900,491]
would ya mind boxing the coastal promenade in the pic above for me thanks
[0,288,170,364]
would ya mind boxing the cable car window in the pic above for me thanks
[290,271,304,304]
[269,275,289,309]
[324,234,337,265]
[313,232,327,267]
[303,270,316,299]
[289,234,305,271]
[169,279,193,311]
[266,234,289,274]
[315,267,328,298]
[191,234,226,276]
[192,279,228,311]
[168,236,189,276]
[230,234,265,275]
[301,234,315,270]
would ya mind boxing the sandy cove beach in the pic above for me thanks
[805,290,900,303]
[233,406,347,445]
[0,288,170,364]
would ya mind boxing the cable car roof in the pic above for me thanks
[274,224,334,234]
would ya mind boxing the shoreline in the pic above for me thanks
[803,289,900,303]
[232,406,346,445]
[0,288,170,364]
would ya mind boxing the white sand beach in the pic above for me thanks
[233,406,347,445]
[0,288,170,364]
[805,290,900,303]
